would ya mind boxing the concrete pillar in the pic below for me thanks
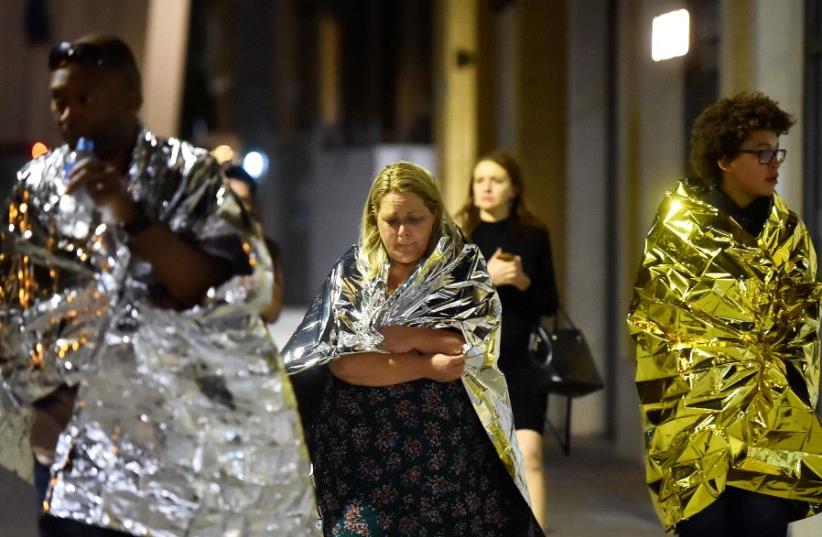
[318,13,341,129]
[719,0,755,96]
[752,0,804,213]
[434,0,478,213]
[615,0,688,460]
[0,0,148,147]
[565,0,608,436]
[513,0,568,294]
[141,0,191,138]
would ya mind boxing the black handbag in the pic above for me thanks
[528,307,603,397]
[528,307,603,455]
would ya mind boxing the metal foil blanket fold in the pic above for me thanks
[628,181,822,530]
[0,129,318,535]
[282,219,532,507]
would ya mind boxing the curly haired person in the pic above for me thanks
[628,92,822,537]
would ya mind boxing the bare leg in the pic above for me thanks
[516,428,548,531]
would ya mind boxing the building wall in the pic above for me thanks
[613,0,689,460]
[565,0,609,437]
[1,0,149,148]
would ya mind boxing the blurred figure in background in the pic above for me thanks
[456,151,559,531]
[628,91,822,536]
[223,164,284,323]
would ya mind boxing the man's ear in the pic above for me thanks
[717,158,732,173]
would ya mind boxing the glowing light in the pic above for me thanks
[31,142,49,158]
[210,144,235,164]
[243,150,269,179]
[652,9,690,62]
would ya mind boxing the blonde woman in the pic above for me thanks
[283,162,542,536]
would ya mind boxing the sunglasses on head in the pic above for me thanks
[48,41,114,71]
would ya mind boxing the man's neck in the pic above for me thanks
[97,123,139,174]
[720,182,756,208]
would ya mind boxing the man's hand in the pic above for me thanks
[424,353,466,383]
[487,247,531,291]
[66,156,231,309]
[65,157,138,224]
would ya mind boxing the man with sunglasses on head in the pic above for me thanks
[628,92,822,536]
[0,35,316,536]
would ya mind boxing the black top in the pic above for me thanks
[472,218,559,372]
[701,188,772,236]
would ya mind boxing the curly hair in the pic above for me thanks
[689,91,795,187]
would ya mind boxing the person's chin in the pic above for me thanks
[761,181,777,195]
[392,252,420,265]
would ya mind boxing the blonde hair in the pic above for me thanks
[359,162,451,279]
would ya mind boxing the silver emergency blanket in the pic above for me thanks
[0,129,318,536]
[282,218,533,508]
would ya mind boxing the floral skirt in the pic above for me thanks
[310,376,539,537]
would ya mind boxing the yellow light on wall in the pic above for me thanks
[652,9,690,62]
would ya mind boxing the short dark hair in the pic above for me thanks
[689,91,794,187]
[49,34,141,91]
[223,164,257,198]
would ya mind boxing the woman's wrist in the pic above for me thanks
[516,273,531,291]
[408,353,432,380]
[406,328,463,355]
[385,352,431,384]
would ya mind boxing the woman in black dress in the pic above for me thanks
[283,162,543,536]
[456,151,559,531]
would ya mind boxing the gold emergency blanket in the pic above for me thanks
[282,219,536,513]
[0,129,318,536]
[627,180,822,530]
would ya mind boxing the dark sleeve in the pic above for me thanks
[528,228,559,318]
[175,156,253,277]
[198,235,253,277]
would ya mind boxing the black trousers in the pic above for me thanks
[34,459,130,537]
[676,486,805,537]
[39,516,132,537]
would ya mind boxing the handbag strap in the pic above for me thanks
[553,305,578,332]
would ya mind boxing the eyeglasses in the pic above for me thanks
[48,41,113,71]
[738,148,787,164]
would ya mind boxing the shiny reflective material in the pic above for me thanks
[0,128,317,535]
[283,218,532,507]
[627,180,822,530]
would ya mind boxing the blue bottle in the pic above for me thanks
[59,137,97,239]
[64,137,95,175]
